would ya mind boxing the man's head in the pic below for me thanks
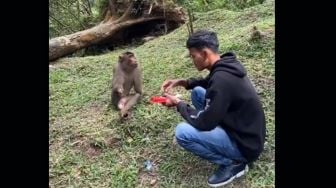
[186,30,220,71]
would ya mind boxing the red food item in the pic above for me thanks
[150,96,168,104]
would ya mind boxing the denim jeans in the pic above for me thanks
[175,86,247,166]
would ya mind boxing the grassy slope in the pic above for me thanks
[49,0,274,187]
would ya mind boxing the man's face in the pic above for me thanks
[188,48,207,71]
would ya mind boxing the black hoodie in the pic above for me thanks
[176,52,266,162]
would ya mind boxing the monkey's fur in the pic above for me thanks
[111,51,142,118]
[250,26,265,41]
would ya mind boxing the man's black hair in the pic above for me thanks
[186,30,219,53]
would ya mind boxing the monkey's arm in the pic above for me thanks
[112,65,125,92]
[111,65,125,107]
[133,68,143,95]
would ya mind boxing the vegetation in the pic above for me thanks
[49,0,274,187]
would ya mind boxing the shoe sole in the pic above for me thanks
[207,165,249,187]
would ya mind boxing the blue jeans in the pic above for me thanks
[175,86,247,166]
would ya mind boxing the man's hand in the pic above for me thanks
[162,93,182,107]
[160,79,187,93]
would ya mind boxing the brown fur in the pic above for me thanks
[111,51,143,118]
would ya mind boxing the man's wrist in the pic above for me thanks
[175,98,182,104]
[178,79,188,88]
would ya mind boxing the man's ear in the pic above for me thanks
[202,49,208,58]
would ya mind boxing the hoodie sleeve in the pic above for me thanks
[177,75,231,131]
[186,76,208,90]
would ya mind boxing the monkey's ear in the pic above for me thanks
[118,55,123,62]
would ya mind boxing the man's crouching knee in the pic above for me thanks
[175,122,194,148]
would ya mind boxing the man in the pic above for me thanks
[161,30,266,187]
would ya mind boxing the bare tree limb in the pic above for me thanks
[109,0,117,16]
[77,0,80,19]
[49,16,165,61]
[54,0,86,29]
[147,3,153,15]
[83,0,92,15]
[49,15,76,33]
[101,7,110,23]
[115,1,134,23]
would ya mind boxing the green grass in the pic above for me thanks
[49,0,274,187]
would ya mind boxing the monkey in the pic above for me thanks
[250,26,265,41]
[111,51,142,119]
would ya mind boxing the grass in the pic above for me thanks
[49,0,274,187]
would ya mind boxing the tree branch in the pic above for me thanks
[109,0,117,16]
[54,0,86,29]
[115,1,134,23]
[147,3,153,15]
[49,15,76,33]
[77,0,80,19]
[85,0,92,15]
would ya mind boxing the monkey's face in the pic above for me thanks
[127,55,138,68]
[119,52,138,69]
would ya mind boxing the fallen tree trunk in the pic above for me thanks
[49,1,186,62]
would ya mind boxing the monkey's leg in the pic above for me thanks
[119,93,141,118]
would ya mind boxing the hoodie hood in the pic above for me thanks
[210,52,246,77]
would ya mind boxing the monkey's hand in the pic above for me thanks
[117,98,127,110]
[117,87,124,96]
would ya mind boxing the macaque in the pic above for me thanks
[111,51,142,118]
[250,26,265,41]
